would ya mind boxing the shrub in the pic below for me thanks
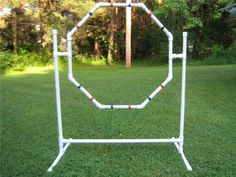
[75,54,107,65]
[202,41,236,65]
[0,49,52,71]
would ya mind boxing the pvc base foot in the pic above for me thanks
[47,141,71,172]
[174,140,192,171]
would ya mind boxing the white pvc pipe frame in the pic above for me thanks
[48,2,192,172]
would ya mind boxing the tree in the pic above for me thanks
[2,0,49,53]
[152,0,235,58]
[107,0,117,65]
[12,8,17,53]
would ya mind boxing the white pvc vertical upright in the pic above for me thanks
[67,34,73,80]
[168,35,173,80]
[52,30,64,153]
[179,32,188,153]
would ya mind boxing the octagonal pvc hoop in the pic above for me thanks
[66,3,174,109]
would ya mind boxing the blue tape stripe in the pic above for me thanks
[111,105,113,109]
[128,3,131,7]
[89,12,93,16]
[148,97,152,101]
[77,85,81,89]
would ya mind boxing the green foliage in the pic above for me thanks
[154,0,203,29]
[188,41,236,65]
[202,41,236,65]
[0,49,52,71]
[75,54,107,66]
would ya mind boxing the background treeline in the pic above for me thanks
[0,0,235,70]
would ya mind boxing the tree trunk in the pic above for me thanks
[114,7,119,60]
[95,37,101,60]
[12,10,17,54]
[107,0,116,65]
[38,0,47,48]
[126,0,131,67]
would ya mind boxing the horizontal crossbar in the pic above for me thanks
[62,138,180,144]
[56,52,68,56]
[172,53,184,59]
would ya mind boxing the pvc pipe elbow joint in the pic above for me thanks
[167,75,173,82]
[137,103,146,109]
[141,3,146,9]
[68,75,75,83]
[168,34,173,41]
[95,3,100,9]
[67,33,72,40]
[94,103,101,109]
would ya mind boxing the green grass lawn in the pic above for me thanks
[1,64,236,177]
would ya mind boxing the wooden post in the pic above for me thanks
[126,0,131,67]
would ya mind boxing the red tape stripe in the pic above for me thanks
[128,105,131,109]
[160,84,165,88]
[110,3,113,7]
[90,97,94,101]
[148,12,152,17]
[76,25,80,29]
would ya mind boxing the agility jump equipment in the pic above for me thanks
[48,2,192,172]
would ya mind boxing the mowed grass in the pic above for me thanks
[1,64,236,177]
